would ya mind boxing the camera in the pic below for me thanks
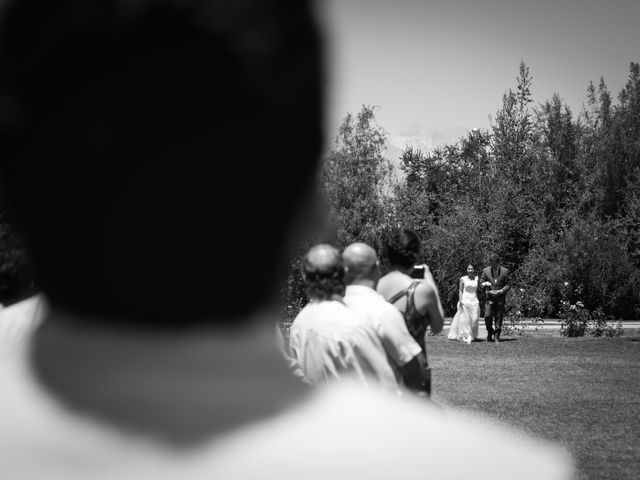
[410,265,425,279]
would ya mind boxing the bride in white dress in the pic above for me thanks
[448,265,481,344]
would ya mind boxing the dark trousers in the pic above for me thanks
[485,302,505,338]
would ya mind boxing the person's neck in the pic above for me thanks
[389,264,412,275]
[30,308,309,448]
[310,293,344,303]
[347,278,376,289]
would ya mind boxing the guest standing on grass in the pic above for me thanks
[377,228,445,351]
[376,229,444,396]
[448,264,481,344]
[480,254,511,342]
[288,244,399,391]
[342,242,430,396]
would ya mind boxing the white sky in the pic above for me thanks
[320,0,640,136]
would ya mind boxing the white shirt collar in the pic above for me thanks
[345,285,382,298]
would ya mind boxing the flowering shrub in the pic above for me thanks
[559,299,590,337]
[589,309,625,337]
[558,283,624,337]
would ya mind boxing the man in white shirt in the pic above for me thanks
[289,244,398,391]
[342,242,430,395]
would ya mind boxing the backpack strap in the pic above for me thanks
[404,281,421,318]
[388,280,421,305]
[388,288,409,305]
[389,281,426,353]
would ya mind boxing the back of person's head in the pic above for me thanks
[0,226,35,305]
[489,253,500,265]
[342,242,379,285]
[0,0,323,328]
[386,228,421,269]
[301,244,345,301]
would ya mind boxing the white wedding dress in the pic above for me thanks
[448,276,480,344]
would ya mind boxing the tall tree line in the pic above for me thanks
[284,61,640,321]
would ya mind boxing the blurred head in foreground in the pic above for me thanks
[0,3,575,479]
[0,0,323,328]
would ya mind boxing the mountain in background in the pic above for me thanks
[322,122,474,183]
[385,124,471,169]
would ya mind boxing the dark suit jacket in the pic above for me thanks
[479,266,510,306]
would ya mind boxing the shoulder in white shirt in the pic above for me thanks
[0,358,573,480]
[288,300,398,391]
[0,294,47,353]
[344,285,422,368]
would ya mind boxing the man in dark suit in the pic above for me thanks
[480,254,511,342]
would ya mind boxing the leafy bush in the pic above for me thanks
[559,299,591,337]
[588,310,625,337]
[558,284,624,337]
[512,215,640,320]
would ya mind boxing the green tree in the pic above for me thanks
[283,60,640,322]
[321,104,393,252]
[487,61,540,269]
[392,131,494,314]
[491,61,535,181]
[535,93,579,227]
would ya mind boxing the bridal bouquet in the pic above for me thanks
[480,281,493,300]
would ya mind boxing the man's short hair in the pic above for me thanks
[301,246,345,301]
[0,0,324,328]
[385,228,421,269]
[489,254,500,262]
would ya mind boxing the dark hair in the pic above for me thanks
[301,247,345,301]
[0,226,35,305]
[489,253,500,262]
[0,0,324,328]
[386,229,421,269]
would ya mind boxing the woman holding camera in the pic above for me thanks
[376,228,445,351]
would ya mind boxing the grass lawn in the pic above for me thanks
[426,330,640,480]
